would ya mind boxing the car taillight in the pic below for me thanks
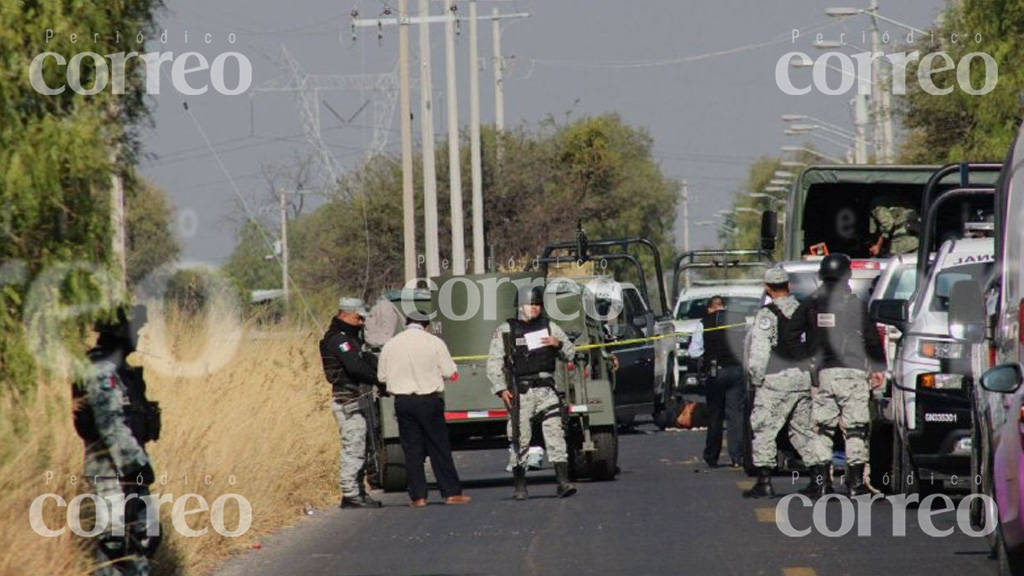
[876,323,887,345]
[852,260,881,270]
[1019,299,1024,346]
[989,346,997,368]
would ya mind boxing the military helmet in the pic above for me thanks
[515,285,545,308]
[95,305,148,343]
[818,253,852,282]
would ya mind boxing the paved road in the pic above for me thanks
[215,426,997,576]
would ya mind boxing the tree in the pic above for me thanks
[897,0,1024,163]
[126,179,180,288]
[222,220,284,298]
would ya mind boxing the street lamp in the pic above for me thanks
[735,207,761,216]
[780,161,806,168]
[768,179,791,186]
[781,146,845,164]
[785,127,857,156]
[773,171,795,179]
[764,186,789,193]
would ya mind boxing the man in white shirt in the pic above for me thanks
[378,316,471,507]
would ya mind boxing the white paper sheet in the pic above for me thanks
[524,328,550,350]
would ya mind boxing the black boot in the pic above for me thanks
[743,468,775,499]
[799,465,833,498]
[513,466,528,501]
[554,463,577,498]
[340,494,383,509]
[846,464,870,498]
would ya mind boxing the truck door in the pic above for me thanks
[612,287,656,409]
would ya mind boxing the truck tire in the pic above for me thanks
[891,429,917,496]
[998,524,1024,576]
[589,426,619,481]
[379,441,408,493]
[652,354,677,430]
[868,422,893,490]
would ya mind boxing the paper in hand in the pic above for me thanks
[524,329,550,351]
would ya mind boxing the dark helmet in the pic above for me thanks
[514,285,545,308]
[95,304,148,344]
[819,253,852,282]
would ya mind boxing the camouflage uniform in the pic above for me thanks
[77,356,156,576]
[745,295,822,469]
[872,206,919,255]
[487,319,576,468]
[812,368,872,465]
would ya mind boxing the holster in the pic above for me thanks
[809,365,820,388]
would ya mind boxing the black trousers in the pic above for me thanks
[394,394,463,500]
[704,365,746,464]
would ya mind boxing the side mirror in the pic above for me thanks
[979,363,1024,394]
[760,211,778,252]
[632,311,655,331]
[948,280,986,343]
[870,299,908,328]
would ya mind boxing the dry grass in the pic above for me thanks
[0,308,339,576]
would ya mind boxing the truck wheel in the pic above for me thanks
[652,354,677,430]
[589,426,619,481]
[891,429,917,496]
[868,422,893,490]
[997,524,1024,576]
[379,441,408,493]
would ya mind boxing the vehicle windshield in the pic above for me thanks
[930,262,992,312]
[675,296,764,320]
[882,265,918,301]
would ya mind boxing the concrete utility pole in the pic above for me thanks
[110,152,127,291]
[399,0,417,283]
[444,0,466,275]
[468,0,485,273]
[869,0,883,162]
[419,0,441,278]
[681,180,690,289]
[492,7,505,132]
[280,189,289,303]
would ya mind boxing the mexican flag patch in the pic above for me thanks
[339,342,353,353]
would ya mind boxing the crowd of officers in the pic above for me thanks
[740,254,885,498]
[67,254,885,574]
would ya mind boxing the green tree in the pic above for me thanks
[897,0,1024,162]
[126,179,180,287]
[222,220,284,298]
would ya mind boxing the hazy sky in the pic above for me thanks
[137,0,948,266]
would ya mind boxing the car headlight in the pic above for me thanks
[917,373,964,390]
[917,339,964,359]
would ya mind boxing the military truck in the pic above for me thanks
[370,273,619,492]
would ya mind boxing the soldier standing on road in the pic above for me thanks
[688,296,747,468]
[377,316,471,507]
[784,254,886,498]
[742,267,828,499]
[320,297,384,509]
[73,306,161,576]
[487,285,578,501]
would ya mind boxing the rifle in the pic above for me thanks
[502,332,524,471]
[360,348,383,483]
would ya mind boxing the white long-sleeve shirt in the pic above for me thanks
[377,325,457,395]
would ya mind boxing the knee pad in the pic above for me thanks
[846,425,868,441]
[98,535,127,561]
[819,425,837,439]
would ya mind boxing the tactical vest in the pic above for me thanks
[763,303,801,375]
[809,287,870,369]
[507,317,558,378]
[73,363,161,445]
[701,311,743,368]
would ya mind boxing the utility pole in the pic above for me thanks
[492,8,505,132]
[280,188,289,304]
[869,0,883,162]
[110,150,127,292]
[681,180,690,289]
[444,0,465,275]
[419,0,441,278]
[399,0,417,283]
[468,0,485,274]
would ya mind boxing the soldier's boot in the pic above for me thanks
[846,464,870,498]
[742,468,775,499]
[798,465,833,498]
[554,462,577,498]
[513,466,528,501]
[340,494,382,509]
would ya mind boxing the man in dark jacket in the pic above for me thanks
[784,254,886,497]
[688,296,747,468]
[320,297,383,509]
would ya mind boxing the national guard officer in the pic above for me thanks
[869,205,919,257]
[742,267,826,498]
[784,254,886,497]
[73,305,161,576]
[320,297,383,509]
[486,285,577,500]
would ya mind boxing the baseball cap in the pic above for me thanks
[338,297,370,317]
[764,266,789,284]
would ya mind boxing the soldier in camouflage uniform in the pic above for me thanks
[869,205,919,257]
[320,297,383,509]
[74,306,160,576]
[784,254,886,498]
[742,267,827,499]
[487,285,577,500]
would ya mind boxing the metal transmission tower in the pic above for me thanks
[258,46,399,193]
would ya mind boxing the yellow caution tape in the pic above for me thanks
[450,322,746,362]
